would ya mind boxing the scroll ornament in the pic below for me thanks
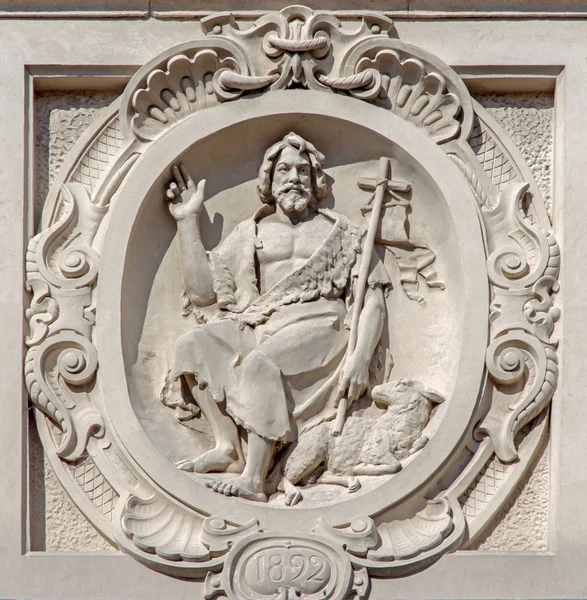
[25,136,140,462]
[123,5,473,144]
[25,183,104,461]
[25,5,559,598]
[116,489,465,594]
[478,182,560,462]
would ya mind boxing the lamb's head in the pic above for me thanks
[371,379,444,416]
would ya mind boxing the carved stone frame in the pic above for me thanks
[0,6,582,600]
[26,9,559,595]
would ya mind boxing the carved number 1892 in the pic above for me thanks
[254,551,327,584]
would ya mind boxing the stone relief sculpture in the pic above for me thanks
[275,379,444,505]
[162,133,442,504]
[25,5,560,599]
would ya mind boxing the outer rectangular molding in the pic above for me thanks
[0,13,583,600]
[0,0,148,17]
[24,65,555,537]
[28,65,137,91]
[152,9,587,20]
[150,0,587,19]
[408,0,587,17]
[3,1,587,18]
[150,1,407,18]
[456,65,564,93]
[23,65,136,239]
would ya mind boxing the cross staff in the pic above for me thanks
[357,172,411,214]
[333,157,408,436]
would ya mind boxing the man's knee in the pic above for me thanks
[178,320,215,342]
[242,349,276,377]
[176,320,235,351]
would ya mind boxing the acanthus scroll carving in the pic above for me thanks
[25,331,102,461]
[25,183,103,460]
[25,133,140,463]
[478,183,560,463]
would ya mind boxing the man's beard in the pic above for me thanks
[274,184,313,213]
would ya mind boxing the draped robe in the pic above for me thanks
[172,209,390,443]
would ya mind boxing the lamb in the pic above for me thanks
[274,378,444,506]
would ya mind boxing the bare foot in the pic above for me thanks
[176,445,244,474]
[318,472,363,490]
[282,478,303,506]
[348,476,361,493]
[205,476,267,502]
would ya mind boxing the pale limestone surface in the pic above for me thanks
[34,90,119,230]
[29,420,113,552]
[3,0,587,16]
[471,431,549,551]
[0,13,579,600]
[476,92,554,220]
[30,90,553,553]
[31,91,118,552]
[93,84,495,579]
[467,92,553,551]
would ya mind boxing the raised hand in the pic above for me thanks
[166,163,206,221]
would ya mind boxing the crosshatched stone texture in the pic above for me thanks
[29,417,114,551]
[34,90,120,231]
[29,90,552,552]
[475,92,554,219]
[31,90,119,552]
[469,430,549,551]
[466,92,553,551]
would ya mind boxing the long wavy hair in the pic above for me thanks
[257,132,328,206]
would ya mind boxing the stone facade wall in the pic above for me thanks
[466,92,554,551]
[477,92,554,219]
[29,90,553,553]
[31,91,119,551]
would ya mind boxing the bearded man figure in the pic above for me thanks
[165,133,390,502]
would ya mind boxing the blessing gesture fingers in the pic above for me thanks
[166,162,206,221]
